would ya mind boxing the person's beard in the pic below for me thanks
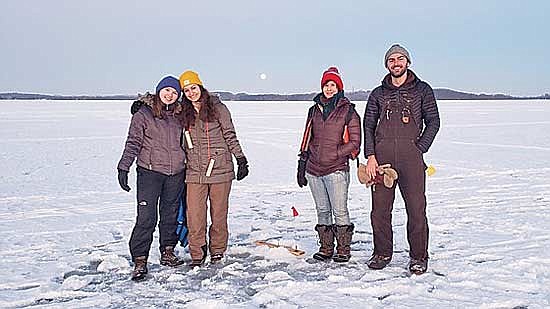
[390,65,407,78]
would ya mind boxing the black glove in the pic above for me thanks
[236,157,249,181]
[297,159,307,187]
[130,100,144,115]
[117,169,131,192]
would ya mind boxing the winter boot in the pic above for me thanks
[131,256,148,281]
[210,253,224,263]
[312,224,335,261]
[367,254,392,270]
[190,244,208,267]
[409,258,428,275]
[160,246,184,267]
[333,224,354,263]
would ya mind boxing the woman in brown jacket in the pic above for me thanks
[297,67,361,263]
[178,70,249,266]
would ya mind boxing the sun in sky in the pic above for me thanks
[259,73,267,80]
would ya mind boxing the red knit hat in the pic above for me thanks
[321,66,344,91]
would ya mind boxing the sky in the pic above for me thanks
[1,0,549,96]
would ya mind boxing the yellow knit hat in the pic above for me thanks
[179,70,203,88]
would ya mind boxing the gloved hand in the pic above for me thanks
[130,100,144,115]
[297,159,307,187]
[236,157,249,181]
[118,169,131,192]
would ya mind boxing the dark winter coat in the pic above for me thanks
[118,95,185,176]
[363,70,440,157]
[300,94,361,177]
[183,96,245,184]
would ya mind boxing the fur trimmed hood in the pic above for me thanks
[130,92,182,118]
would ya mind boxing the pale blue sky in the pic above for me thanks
[1,0,548,96]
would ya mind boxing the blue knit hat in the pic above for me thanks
[155,76,181,98]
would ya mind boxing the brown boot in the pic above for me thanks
[189,244,208,267]
[312,224,335,261]
[131,256,148,281]
[160,246,184,267]
[333,224,354,263]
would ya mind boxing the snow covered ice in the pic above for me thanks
[0,99,549,308]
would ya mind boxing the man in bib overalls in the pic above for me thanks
[363,44,440,274]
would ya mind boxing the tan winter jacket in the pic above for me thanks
[183,96,245,184]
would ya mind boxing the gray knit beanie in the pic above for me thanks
[384,44,411,67]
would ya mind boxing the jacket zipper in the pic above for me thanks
[168,115,172,175]
[197,119,204,184]
[318,103,345,163]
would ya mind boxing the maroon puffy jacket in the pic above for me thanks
[300,95,361,177]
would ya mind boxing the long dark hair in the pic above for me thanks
[151,95,182,118]
[180,85,218,128]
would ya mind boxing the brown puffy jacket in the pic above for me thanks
[300,94,361,177]
[183,96,245,183]
[117,95,185,176]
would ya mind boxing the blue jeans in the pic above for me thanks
[305,170,351,226]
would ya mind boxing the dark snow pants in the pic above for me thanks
[371,102,429,260]
[129,167,185,260]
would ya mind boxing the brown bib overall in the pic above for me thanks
[371,92,429,260]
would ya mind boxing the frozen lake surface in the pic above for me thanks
[0,99,549,308]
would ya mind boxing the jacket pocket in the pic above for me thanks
[186,148,200,171]
[150,149,163,169]
[411,139,423,154]
[137,147,152,169]
[319,145,338,166]
[211,148,231,171]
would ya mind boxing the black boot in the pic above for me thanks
[131,256,148,281]
[210,253,224,263]
[409,258,428,275]
[333,224,354,263]
[367,254,392,270]
[312,224,335,261]
[160,246,184,267]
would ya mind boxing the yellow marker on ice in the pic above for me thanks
[426,165,436,176]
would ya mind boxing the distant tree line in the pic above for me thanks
[1,90,548,101]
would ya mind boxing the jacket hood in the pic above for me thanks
[209,94,222,106]
[136,92,155,106]
[137,92,180,112]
